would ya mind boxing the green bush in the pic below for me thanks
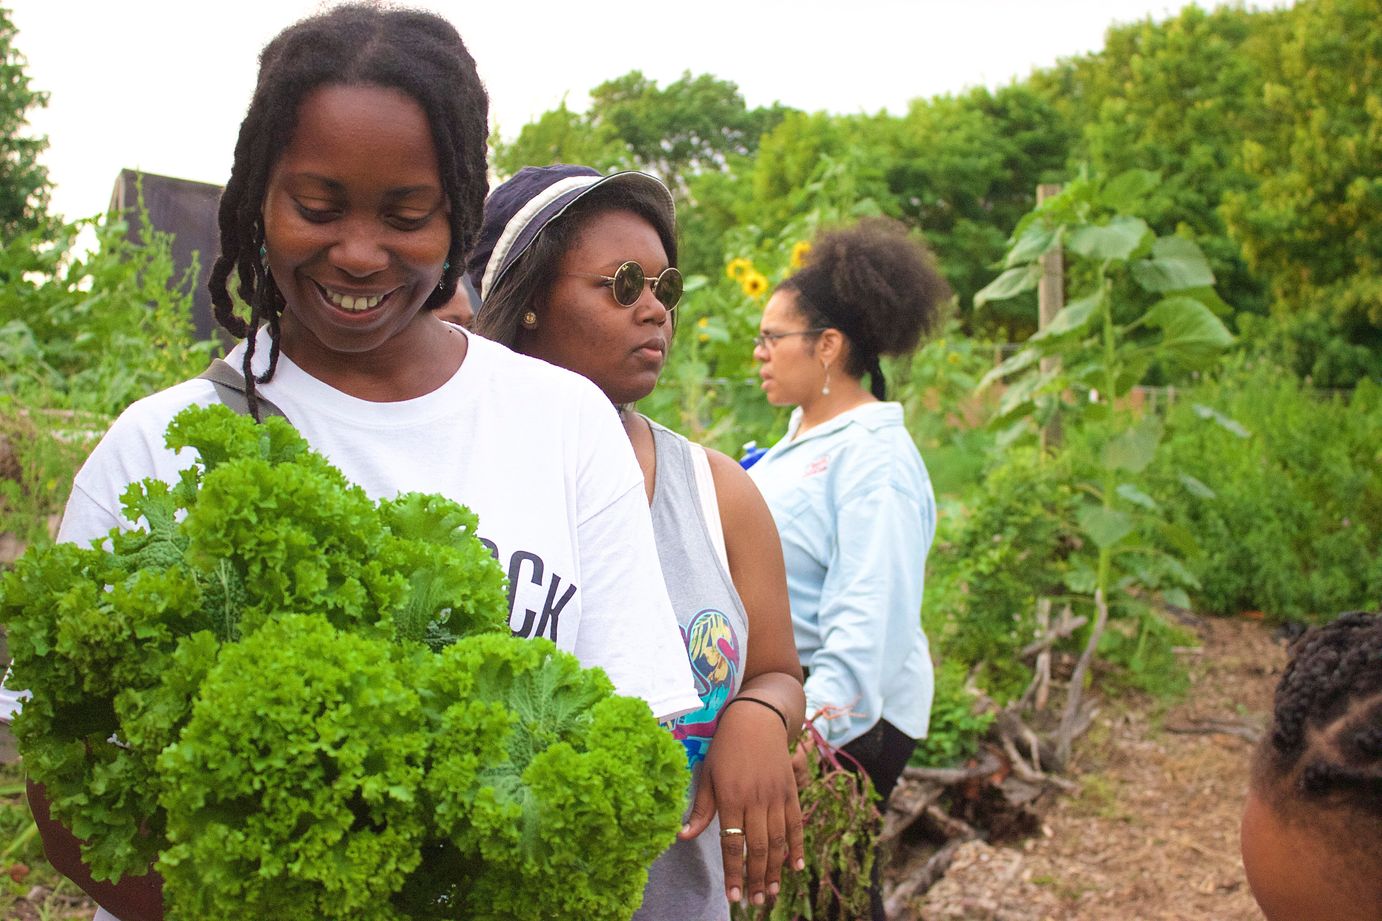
[0,203,210,545]
[1151,361,1382,621]
[1094,597,1195,697]
[911,660,996,768]
[925,447,1078,700]
[1237,312,1382,389]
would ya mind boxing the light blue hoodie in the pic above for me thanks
[748,401,935,747]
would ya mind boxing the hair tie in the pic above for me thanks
[867,356,887,400]
[724,695,790,734]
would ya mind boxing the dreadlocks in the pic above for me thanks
[208,4,489,419]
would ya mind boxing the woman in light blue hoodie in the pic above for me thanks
[746,217,950,921]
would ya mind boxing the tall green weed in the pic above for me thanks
[0,205,211,544]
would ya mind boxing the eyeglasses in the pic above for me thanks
[753,328,826,349]
[565,261,683,311]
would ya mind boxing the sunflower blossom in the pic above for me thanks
[726,257,753,282]
[742,271,770,299]
[789,240,812,270]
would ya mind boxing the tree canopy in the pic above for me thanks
[493,70,792,193]
[491,0,1377,380]
[0,4,51,241]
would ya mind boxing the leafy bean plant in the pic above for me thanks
[975,169,1233,683]
[924,446,1079,700]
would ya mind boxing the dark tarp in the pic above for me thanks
[109,169,225,343]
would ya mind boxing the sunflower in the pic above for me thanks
[726,257,753,282]
[697,316,709,329]
[741,271,770,299]
[789,240,812,270]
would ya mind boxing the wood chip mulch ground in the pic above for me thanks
[907,616,1284,921]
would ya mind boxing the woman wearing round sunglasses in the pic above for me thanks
[747,217,950,921]
[470,164,806,919]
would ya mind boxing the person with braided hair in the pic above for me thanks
[746,217,950,921]
[10,7,699,920]
[1241,611,1382,921]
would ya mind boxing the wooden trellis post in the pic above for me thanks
[1037,183,1064,450]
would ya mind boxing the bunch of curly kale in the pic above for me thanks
[0,404,687,921]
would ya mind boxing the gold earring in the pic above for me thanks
[522,310,539,330]
[822,360,832,396]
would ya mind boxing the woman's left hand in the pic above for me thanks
[680,700,805,908]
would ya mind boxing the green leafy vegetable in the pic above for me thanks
[1,403,686,919]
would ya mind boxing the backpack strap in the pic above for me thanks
[196,358,289,421]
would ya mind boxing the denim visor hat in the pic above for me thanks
[466,164,676,305]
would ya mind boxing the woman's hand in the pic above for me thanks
[680,699,805,907]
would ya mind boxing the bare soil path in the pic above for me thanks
[910,616,1284,921]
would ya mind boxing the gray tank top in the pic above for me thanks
[635,419,749,921]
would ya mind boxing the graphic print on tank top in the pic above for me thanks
[669,607,742,766]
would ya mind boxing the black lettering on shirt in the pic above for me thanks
[507,550,544,638]
[480,538,580,643]
[536,577,576,643]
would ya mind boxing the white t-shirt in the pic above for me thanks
[9,327,699,723]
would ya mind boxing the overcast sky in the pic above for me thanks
[11,0,1289,222]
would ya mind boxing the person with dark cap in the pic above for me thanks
[469,164,807,919]
[747,217,951,921]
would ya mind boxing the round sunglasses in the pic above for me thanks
[565,261,684,311]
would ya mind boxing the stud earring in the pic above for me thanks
[522,310,539,330]
[822,360,832,396]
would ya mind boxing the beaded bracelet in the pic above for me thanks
[724,695,789,734]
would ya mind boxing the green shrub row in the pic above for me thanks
[1152,362,1382,622]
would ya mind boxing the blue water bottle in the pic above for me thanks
[739,440,768,471]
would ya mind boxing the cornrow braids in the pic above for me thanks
[208,4,489,419]
[1255,611,1382,828]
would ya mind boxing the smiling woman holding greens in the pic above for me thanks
[5,8,699,921]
